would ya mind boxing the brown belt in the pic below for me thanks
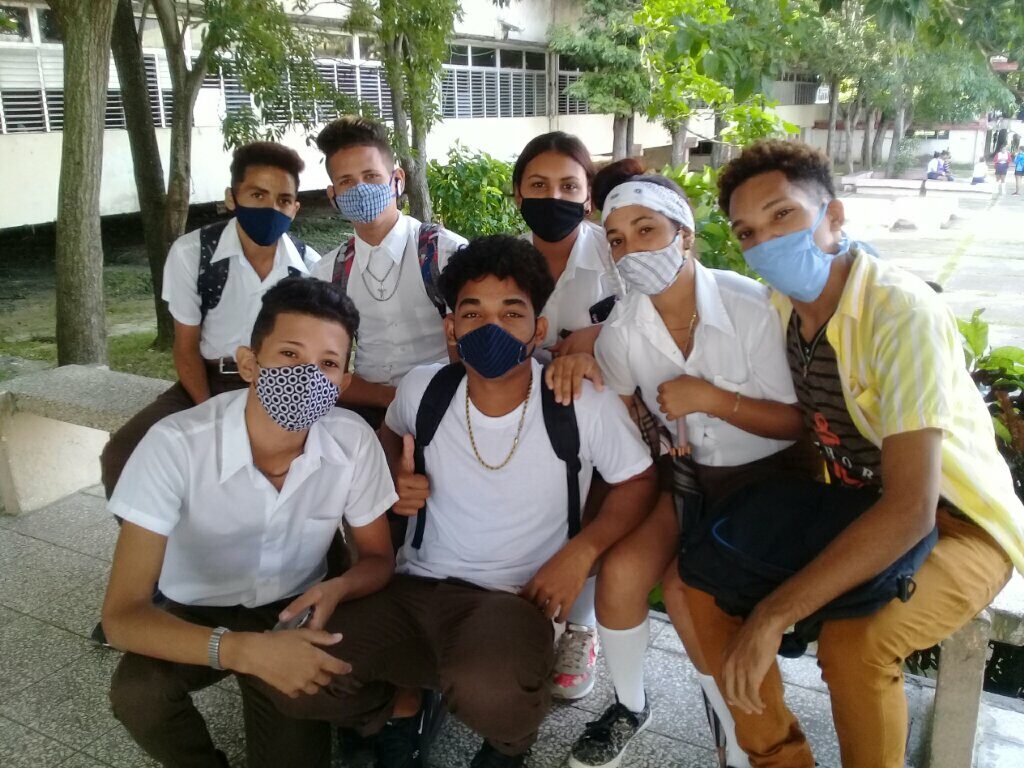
[204,357,239,376]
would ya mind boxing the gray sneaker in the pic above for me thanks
[567,697,652,768]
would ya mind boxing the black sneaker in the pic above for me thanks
[567,697,652,768]
[374,714,424,768]
[469,742,527,767]
[90,621,112,648]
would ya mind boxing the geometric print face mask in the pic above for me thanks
[255,363,339,432]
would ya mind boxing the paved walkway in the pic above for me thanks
[2,489,1023,767]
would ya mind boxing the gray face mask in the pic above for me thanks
[615,232,686,296]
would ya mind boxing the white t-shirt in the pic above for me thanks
[162,218,321,360]
[523,220,621,349]
[973,161,988,179]
[926,157,941,174]
[312,213,467,386]
[384,359,653,592]
[595,260,797,467]
[109,390,397,608]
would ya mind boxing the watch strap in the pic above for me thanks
[208,626,230,670]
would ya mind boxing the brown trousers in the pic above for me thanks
[267,574,555,757]
[683,510,1012,768]
[109,599,331,768]
[100,368,246,498]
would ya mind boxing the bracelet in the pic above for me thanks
[732,391,742,415]
[208,626,230,671]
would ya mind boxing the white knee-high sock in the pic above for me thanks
[566,575,597,627]
[697,672,751,768]
[597,618,650,713]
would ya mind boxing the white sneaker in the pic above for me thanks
[550,623,599,700]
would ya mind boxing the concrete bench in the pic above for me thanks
[0,365,168,515]
[923,180,993,197]
[840,175,993,199]
[929,571,1024,767]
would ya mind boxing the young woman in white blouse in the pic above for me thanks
[549,159,818,768]
[513,131,624,702]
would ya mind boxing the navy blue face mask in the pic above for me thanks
[234,204,293,246]
[456,323,533,379]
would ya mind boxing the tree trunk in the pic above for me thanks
[408,117,433,222]
[380,38,431,221]
[47,1,116,365]
[826,76,839,159]
[885,101,906,178]
[625,114,635,156]
[861,108,875,170]
[710,113,727,169]
[872,116,887,166]
[164,86,201,245]
[670,118,689,167]
[612,114,628,160]
[110,0,173,349]
[843,103,860,174]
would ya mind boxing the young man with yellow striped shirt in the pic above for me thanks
[677,139,1023,768]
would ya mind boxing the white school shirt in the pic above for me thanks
[926,158,941,174]
[312,213,467,386]
[522,220,621,349]
[109,390,398,608]
[595,260,797,467]
[162,218,321,360]
[384,359,652,592]
[973,162,988,179]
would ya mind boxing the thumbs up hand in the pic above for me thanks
[393,434,430,517]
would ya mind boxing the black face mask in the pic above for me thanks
[520,197,587,243]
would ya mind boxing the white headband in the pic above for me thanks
[601,180,695,232]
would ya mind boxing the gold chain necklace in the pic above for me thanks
[666,308,699,356]
[464,375,533,470]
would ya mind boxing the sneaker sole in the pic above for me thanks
[549,673,596,701]
[565,711,652,768]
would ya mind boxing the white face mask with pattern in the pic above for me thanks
[255,363,339,431]
[615,232,686,296]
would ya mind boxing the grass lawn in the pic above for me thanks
[0,196,352,383]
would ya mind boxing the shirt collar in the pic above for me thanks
[769,242,870,328]
[212,218,309,274]
[562,221,609,280]
[355,211,412,267]
[691,259,736,338]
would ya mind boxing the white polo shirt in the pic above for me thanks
[595,260,797,467]
[312,213,467,386]
[109,390,398,608]
[523,220,621,350]
[384,359,653,592]
[162,218,321,360]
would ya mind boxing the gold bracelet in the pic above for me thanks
[732,391,742,415]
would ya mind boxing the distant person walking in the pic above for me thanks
[1013,148,1024,195]
[994,146,1012,195]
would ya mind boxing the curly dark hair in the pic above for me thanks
[716,140,835,213]
[438,235,555,317]
[230,141,304,192]
[251,277,359,359]
[592,157,689,214]
[315,115,394,167]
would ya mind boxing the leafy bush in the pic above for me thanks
[426,143,524,240]
[894,137,924,178]
[659,164,752,277]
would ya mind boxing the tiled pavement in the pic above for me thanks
[2,489,1023,767]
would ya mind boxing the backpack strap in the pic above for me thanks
[287,234,307,260]
[197,220,232,324]
[410,362,468,549]
[417,222,448,319]
[540,370,583,538]
[331,236,357,290]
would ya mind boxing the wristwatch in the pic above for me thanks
[208,626,230,670]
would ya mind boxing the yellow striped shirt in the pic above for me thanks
[772,249,1024,573]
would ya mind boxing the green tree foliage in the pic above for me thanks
[426,144,523,239]
[550,0,648,159]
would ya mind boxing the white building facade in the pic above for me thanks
[0,0,827,230]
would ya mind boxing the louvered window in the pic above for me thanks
[440,44,548,120]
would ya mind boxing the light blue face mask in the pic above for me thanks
[334,175,398,223]
[742,204,840,303]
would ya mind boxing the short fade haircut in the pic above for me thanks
[316,115,395,167]
[717,140,835,213]
[438,235,556,317]
[230,141,304,192]
[250,277,360,359]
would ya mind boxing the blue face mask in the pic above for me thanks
[234,204,293,247]
[334,176,399,223]
[457,323,532,379]
[742,204,838,303]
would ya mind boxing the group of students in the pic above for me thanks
[983,144,1024,194]
[96,115,1024,768]
[925,150,954,181]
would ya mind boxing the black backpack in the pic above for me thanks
[197,220,308,323]
[676,476,938,656]
[408,362,583,550]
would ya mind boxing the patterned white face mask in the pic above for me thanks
[255,363,339,432]
[616,232,686,296]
